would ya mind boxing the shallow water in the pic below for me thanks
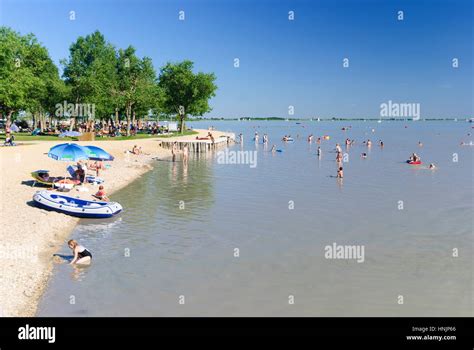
[37,121,473,316]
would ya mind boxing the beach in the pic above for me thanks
[0,129,231,317]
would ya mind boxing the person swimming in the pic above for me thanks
[429,163,436,169]
[68,239,92,265]
[361,152,367,158]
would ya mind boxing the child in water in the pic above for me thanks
[68,239,92,265]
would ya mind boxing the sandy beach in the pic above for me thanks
[0,129,231,317]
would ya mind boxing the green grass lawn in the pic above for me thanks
[0,130,198,142]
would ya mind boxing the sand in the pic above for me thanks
[0,129,230,317]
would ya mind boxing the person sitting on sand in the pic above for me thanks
[75,161,86,183]
[94,185,109,201]
[337,167,344,178]
[68,239,92,265]
[132,145,141,155]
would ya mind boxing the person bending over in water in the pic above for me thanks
[68,239,92,265]
[337,167,344,178]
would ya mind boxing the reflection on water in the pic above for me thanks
[37,121,473,316]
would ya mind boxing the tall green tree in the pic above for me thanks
[158,60,217,133]
[116,46,157,135]
[0,27,42,129]
[62,31,117,130]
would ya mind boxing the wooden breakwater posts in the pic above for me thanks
[158,132,236,153]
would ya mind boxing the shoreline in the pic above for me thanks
[0,129,232,317]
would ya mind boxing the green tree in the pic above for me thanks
[0,27,42,129]
[62,31,117,130]
[158,60,217,133]
[116,47,157,135]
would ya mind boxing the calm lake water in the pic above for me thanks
[37,121,473,316]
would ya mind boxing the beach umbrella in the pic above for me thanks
[48,143,90,161]
[59,131,82,138]
[84,145,114,161]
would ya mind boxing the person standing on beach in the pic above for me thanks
[68,239,92,265]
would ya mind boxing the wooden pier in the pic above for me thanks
[158,130,235,153]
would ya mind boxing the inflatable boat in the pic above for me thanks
[33,190,122,218]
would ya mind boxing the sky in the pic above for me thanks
[0,0,472,118]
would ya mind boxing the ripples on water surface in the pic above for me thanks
[38,121,473,316]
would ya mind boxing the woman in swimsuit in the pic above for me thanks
[68,239,92,265]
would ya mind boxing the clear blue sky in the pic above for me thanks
[0,0,472,118]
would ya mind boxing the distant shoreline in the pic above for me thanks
[190,118,473,122]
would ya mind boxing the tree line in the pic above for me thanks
[0,27,217,135]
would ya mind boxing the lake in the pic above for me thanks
[37,120,473,316]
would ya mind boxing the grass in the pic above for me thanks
[0,134,77,141]
[0,130,198,142]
